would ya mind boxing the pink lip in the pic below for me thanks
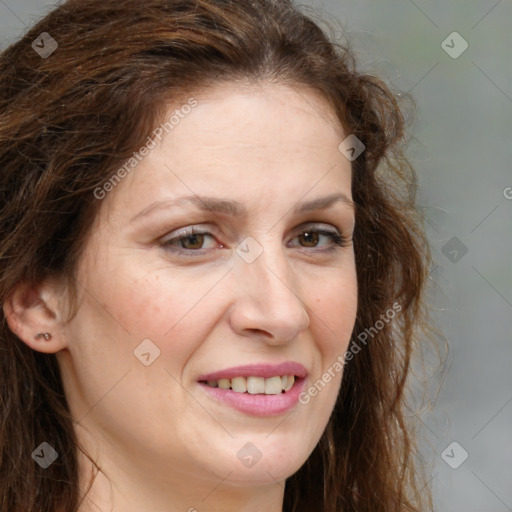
[196,362,308,417]
[198,377,306,417]
[197,362,307,381]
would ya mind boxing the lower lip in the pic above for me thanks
[198,378,306,417]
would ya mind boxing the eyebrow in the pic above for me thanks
[130,192,355,222]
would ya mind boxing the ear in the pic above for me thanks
[3,278,69,354]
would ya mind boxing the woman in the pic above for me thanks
[0,0,435,510]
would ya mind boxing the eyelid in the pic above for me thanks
[161,222,341,243]
[159,221,351,257]
[159,224,217,242]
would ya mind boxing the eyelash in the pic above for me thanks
[160,224,351,257]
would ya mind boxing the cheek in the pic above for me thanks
[92,263,228,363]
[312,272,358,353]
[306,275,357,409]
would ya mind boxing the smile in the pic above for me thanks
[197,362,307,416]
[202,375,295,394]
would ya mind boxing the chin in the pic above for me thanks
[222,462,301,486]
[204,440,310,486]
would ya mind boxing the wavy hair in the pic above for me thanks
[0,0,435,510]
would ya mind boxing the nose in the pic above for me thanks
[228,242,310,345]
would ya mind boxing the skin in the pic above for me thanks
[5,81,358,512]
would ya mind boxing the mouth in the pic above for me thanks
[196,362,307,416]
[199,374,298,394]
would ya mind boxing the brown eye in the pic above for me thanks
[298,231,320,247]
[180,233,206,250]
[289,225,350,250]
[161,228,218,255]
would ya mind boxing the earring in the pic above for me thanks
[35,332,52,341]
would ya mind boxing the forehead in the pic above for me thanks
[97,81,351,224]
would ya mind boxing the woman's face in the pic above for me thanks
[58,81,357,501]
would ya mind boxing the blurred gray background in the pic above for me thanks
[1,1,511,510]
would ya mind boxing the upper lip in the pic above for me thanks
[197,362,307,381]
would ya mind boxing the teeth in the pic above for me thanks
[231,376,247,393]
[247,376,265,394]
[264,376,283,395]
[282,375,294,392]
[204,375,296,394]
[218,378,230,389]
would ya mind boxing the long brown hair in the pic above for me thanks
[0,0,435,510]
